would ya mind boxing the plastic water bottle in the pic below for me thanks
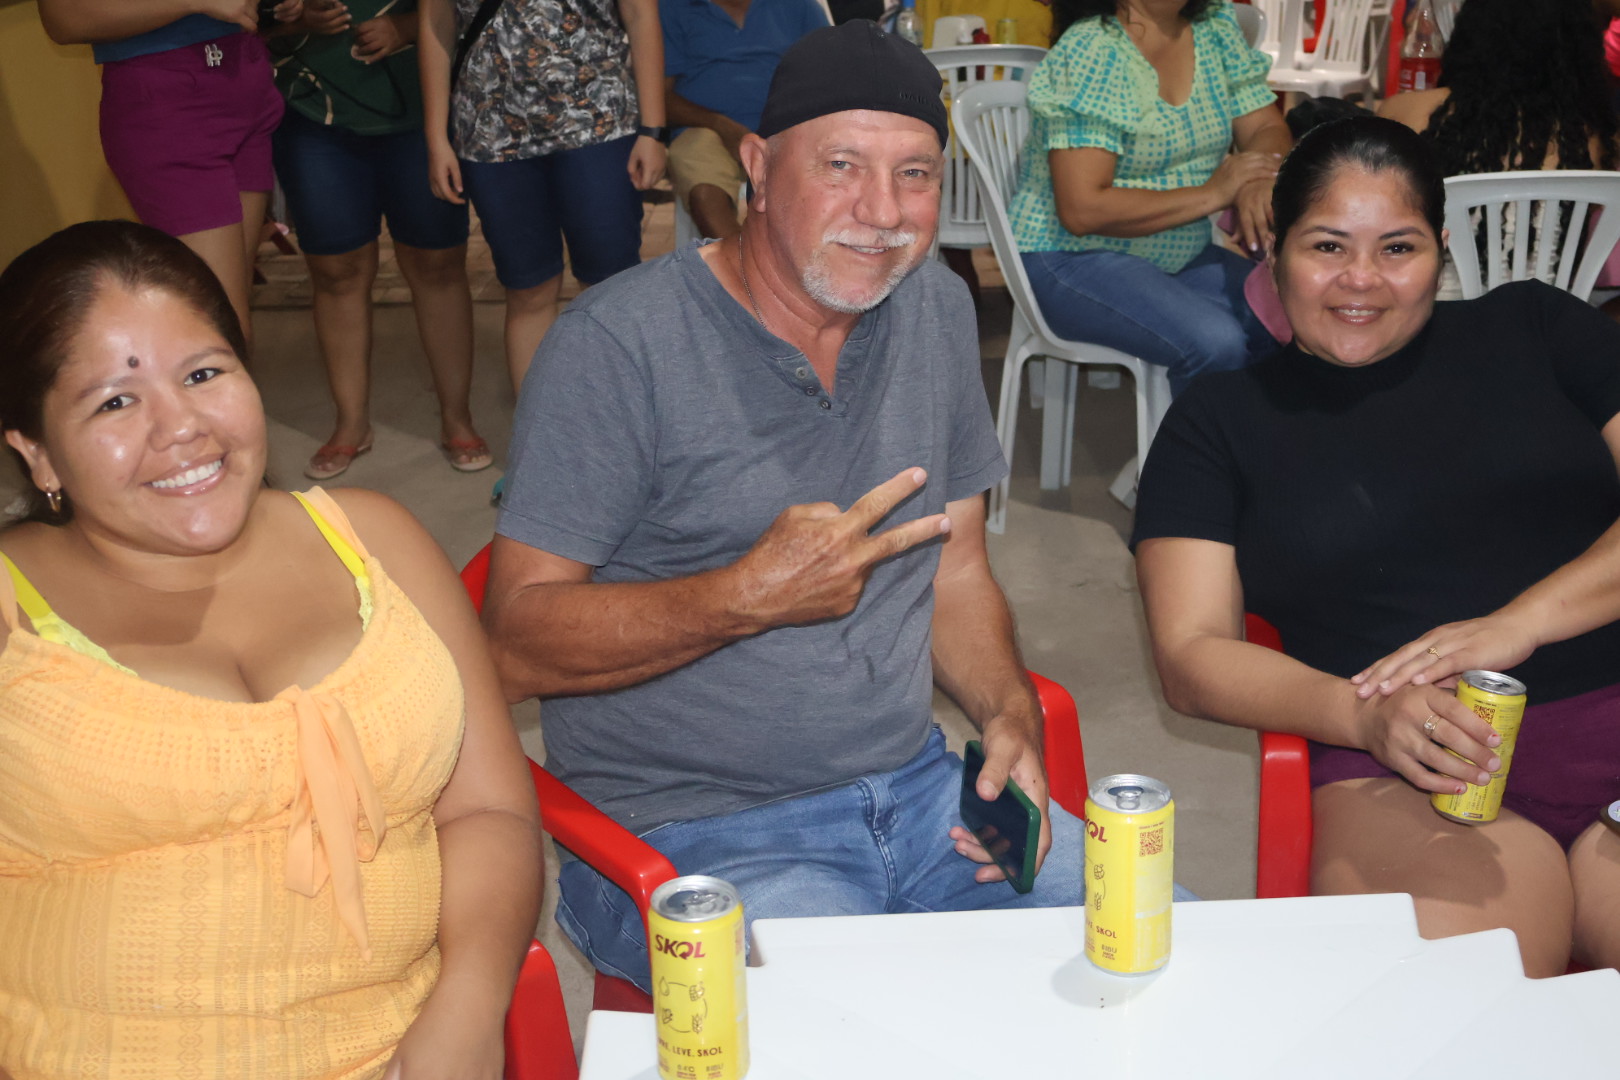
[896,0,922,47]
[1397,0,1445,93]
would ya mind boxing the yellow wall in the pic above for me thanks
[0,0,133,266]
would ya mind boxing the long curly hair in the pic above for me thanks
[1423,0,1617,176]
[1050,0,1217,45]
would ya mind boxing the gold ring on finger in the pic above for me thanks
[1422,715,1439,735]
[1426,647,1442,659]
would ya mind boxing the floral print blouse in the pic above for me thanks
[452,0,639,162]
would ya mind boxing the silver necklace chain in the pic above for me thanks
[736,234,767,329]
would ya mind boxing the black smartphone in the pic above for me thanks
[959,739,1041,894]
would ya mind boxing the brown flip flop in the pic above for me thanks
[304,437,374,481]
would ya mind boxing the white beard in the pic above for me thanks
[798,228,923,313]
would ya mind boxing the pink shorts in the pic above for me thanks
[99,33,284,237]
[1311,681,1620,851]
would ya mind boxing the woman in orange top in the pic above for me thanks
[0,220,541,1079]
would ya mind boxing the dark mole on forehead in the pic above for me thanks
[127,356,139,368]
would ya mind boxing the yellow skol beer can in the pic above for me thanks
[1431,670,1528,825]
[1084,774,1174,975]
[648,876,750,1080]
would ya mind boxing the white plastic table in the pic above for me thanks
[577,894,1620,1079]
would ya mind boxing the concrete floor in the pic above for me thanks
[4,198,1262,1049]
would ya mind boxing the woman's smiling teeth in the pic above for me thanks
[150,459,222,489]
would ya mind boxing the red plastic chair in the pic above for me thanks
[504,941,579,1080]
[1246,613,1314,899]
[461,542,1092,1013]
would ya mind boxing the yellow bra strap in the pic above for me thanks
[0,551,49,631]
[291,490,369,581]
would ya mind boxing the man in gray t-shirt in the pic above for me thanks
[484,19,1087,989]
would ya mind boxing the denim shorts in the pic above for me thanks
[271,108,469,256]
[1022,245,1275,396]
[459,134,642,290]
[555,727,1198,991]
[99,33,284,236]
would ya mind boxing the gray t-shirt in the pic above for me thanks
[497,242,1007,832]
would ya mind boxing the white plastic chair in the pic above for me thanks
[673,195,700,248]
[1266,0,1378,100]
[1232,1,1266,48]
[928,45,1048,253]
[1434,0,1461,40]
[930,14,986,49]
[952,81,1172,533]
[1443,171,1620,302]
[1251,0,1299,63]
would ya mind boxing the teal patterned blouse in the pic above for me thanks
[1009,2,1275,273]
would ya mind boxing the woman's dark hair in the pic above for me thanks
[0,220,246,525]
[1425,0,1617,175]
[1271,116,1446,250]
[1050,0,1216,44]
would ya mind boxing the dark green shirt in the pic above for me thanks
[272,0,424,136]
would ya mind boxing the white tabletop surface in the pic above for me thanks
[577,894,1620,1079]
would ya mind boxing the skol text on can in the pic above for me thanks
[1431,670,1528,825]
[995,17,1018,43]
[648,876,749,1080]
[1084,774,1174,974]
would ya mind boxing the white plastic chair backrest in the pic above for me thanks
[1256,0,1306,66]
[1443,171,1620,302]
[1232,2,1266,48]
[1305,0,1375,73]
[931,14,986,49]
[1434,0,1460,39]
[929,45,1048,238]
[951,81,1070,348]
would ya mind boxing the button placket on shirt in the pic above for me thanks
[794,365,836,411]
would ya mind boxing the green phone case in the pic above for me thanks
[962,740,1042,893]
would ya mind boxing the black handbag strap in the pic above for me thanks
[452,0,506,89]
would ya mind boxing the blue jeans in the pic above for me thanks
[459,134,642,290]
[1022,245,1275,396]
[272,109,470,256]
[555,728,1196,991]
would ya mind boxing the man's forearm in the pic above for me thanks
[667,89,745,137]
[39,0,229,44]
[930,564,1039,732]
[486,569,762,702]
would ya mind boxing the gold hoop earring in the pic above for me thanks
[45,489,62,515]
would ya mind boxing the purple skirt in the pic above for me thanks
[1311,680,1620,850]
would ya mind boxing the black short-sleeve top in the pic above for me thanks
[1132,280,1620,703]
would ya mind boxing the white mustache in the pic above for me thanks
[823,228,917,250]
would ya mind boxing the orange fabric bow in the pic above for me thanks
[280,686,387,959]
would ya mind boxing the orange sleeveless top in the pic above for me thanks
[0,490,465,1080]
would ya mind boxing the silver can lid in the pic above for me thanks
[1088,773,1172,814]
[1461,670,1527,698]
[650,875,742,922]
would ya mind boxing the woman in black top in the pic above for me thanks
[1134,117,1620,977]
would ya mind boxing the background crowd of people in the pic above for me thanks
[7,0,1620,1076]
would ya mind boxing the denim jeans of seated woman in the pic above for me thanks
[1022,244,1277,397]
[555,727,1198,991]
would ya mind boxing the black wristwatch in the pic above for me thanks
[637,125,671,144]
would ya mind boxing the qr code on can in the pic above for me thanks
[1139,825,1165,856]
